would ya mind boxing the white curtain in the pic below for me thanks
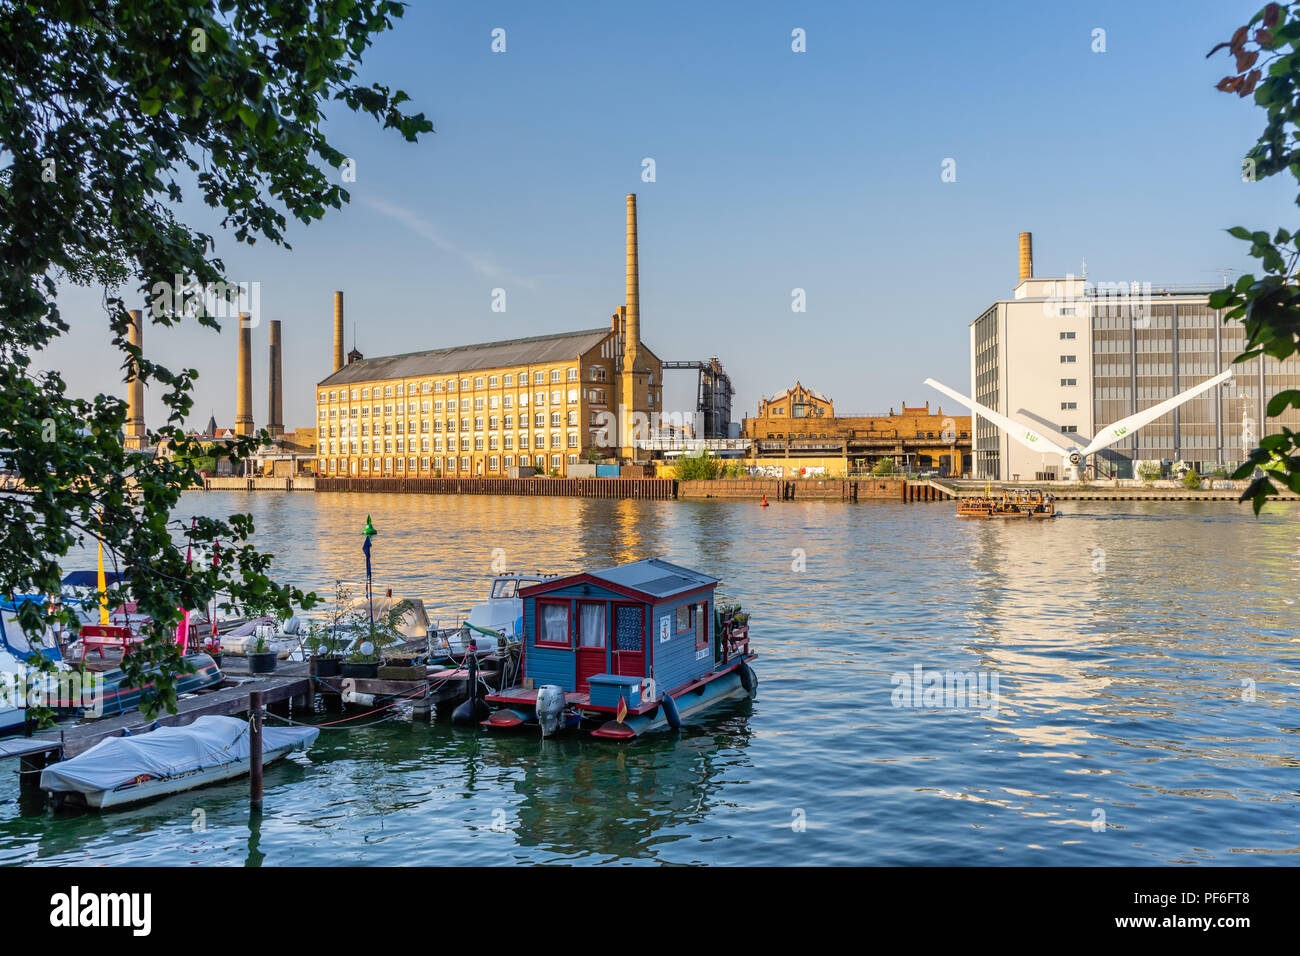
[579,604,605,648]
[541,604,569,644]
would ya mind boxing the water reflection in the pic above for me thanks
[0,494,1296,865]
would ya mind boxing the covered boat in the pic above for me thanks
[483,558,757,740]
[39,715,319,809]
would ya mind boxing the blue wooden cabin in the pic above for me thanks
[518,559,719,707]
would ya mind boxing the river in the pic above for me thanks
[2,492,1297,865]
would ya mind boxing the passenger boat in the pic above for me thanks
[482,559,757,740]
[958,488,1058,519]
[39,715,318,810]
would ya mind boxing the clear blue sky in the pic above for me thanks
[42,0,1289,432]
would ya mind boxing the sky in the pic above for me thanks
[39,0,1292,433]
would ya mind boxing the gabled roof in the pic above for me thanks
[317,327,613,387]
[590,558,717,598]
[520,558,718,602]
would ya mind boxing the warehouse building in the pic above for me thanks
[314,195,663,477]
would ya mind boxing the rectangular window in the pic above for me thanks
[1060,331,1076,340]
[579,603,605,648]
[695,601,708,650]
[676,604,692,633]
[489,375,498,387]
[1060,355,1077,363]
[567,367,578,382]
[1060,378,1077,386]
[538,601,571,648]
[550,369,563,383]
[1061,402,1077,410]
[504,374,513,387]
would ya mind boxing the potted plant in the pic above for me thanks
[248,627,278,674]
[340,600,410,679]
[305,621,343,677]
[201,637,223,669]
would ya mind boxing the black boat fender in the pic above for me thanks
[739,662,757,697]
[451,648,489,725]
[659,692,681,730]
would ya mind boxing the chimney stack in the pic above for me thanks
[1018,232,1033,282]
[623,195,641,369]
[267,319,283,437]
[333,291,344,373]
[124,309,146,449]
[235,312,253,436]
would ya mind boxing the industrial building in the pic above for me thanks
[970,233,1300,481]
[741,382,973,476]
[314,195,664,478]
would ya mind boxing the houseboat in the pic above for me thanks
[482,558,756,740]
[958,488,1058,519]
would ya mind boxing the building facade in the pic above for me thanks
[742,382,972,475]
[314,195,663,479]
[970,234,1300,480]
[314,326,662,477]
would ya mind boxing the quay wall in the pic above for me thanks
[314,476,676,499]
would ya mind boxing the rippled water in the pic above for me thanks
[2,492,1298,865]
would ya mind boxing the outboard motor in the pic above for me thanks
[451,643,489,725]
[535,684,566,738]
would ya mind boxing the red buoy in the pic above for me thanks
[761,494,769,508]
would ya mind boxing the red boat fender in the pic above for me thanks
[483,710,524,729]
[592,720,637,740]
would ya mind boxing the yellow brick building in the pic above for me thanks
[314,195,662,478]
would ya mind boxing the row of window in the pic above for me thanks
[319,366,617,405]
[319,454,578,473]
[320,388,602,419]
[320,430,589,455]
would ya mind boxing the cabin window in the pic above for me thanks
[695,602,708,650]
[675,605,692,633]
[579,603,605,648]
[491,579,517,600]
[538,601,570,647]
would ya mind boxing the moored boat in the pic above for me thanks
[482,558,756,740]
[39,714,319,810]
[958,487,1058,519]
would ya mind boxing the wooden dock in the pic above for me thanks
[1,670,312,791]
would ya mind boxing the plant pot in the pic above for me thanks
[378,664,424,681]
[248,650,278,674]
[341,661,378,679]
[314,656,342,678]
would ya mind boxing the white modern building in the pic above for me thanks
[968,233,1300,480]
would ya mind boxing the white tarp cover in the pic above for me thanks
[40,715,319,794]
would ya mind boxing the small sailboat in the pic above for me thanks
[39,715,319,810]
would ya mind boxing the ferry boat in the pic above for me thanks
[958,488,1058,519]
[482,558,756,740]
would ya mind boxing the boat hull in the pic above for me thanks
[484,657,757,740]
[72,743,301,810]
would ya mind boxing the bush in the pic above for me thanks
[675,452,721,481]
[1137,462,1162,483]
[871,458,898,476]
[1182,468,1202,490]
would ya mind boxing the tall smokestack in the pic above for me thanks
[624,194,641,368]
[235,312,253,436]
[333,291,344,373]
[124,308,145,449]
[267,319,283,437]
[1018,232,1033,282]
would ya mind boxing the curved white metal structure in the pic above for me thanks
[925,369,1234,480]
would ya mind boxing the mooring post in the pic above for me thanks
[249,690,264,813]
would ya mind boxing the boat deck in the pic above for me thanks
[485,686,659,717]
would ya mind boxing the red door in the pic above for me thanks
[612,604,645,678]
[575,602,607,693]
